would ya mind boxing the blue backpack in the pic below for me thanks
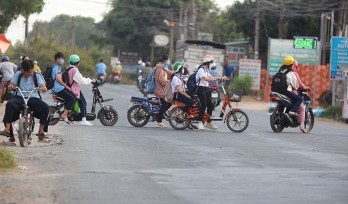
[146,68,157,94]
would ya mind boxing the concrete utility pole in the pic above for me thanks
[254,0,260,59]
[278,0,285,39]
[189,0,196,39]
[179,8,184,40]
[184,7,188,40]
[72,16,76,53]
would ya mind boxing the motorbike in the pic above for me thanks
[48,81,118,126]
[111,72,121,84]
[97,74,106,86]
[137,70,148,97]
[167,83,249,133]
[127,96,162,127]
[269,91,314,133]
[210,85,221,110]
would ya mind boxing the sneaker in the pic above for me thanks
[80,121,93,126]
[156,122,167,128]
[197,122,204,130]
[206,122,218,130]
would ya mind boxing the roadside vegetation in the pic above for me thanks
[0,149,17,171]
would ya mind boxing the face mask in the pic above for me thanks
[60,59,65,65]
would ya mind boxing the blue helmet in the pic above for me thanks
[1,56,9,62]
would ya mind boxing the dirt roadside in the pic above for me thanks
[0,103,63,204]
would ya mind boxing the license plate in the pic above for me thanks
[211,93,219,98]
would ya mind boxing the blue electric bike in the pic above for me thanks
[127,96,162,127]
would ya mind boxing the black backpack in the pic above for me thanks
[62,67,74,87]
[186,66,203,93]
[271,69,291,94]
[42,66,55,90]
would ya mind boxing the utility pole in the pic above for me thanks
[168,10,174,62]
[184,7,188,40]
[254,0,260,59]
[278,0,285,39]
[179,8,184,40]
[24,16,29,49]
[189,0,196,39]
[72,16,76,53]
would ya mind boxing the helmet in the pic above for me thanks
[145,62,151,67]
[34,60,38,65]
[116,61,121,65]
[1,56,9,62]
[211,63,217,70]
[69,54,80,65]
[283,56,295,66]
[173,62,183,73]
[203,55,214,64]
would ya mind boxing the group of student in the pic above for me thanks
[0,52,94,146]
[153,55,228,130]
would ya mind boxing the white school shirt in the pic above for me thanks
[196,67,211,87]
[171,75,184,94]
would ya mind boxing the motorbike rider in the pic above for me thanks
[154,55,172,128]
[0,56,17,103]
[112,60,122,80]
[1,60,50,145]
[278,56,303,121]
[291,60,311,133]
[171,62,193,118]
[67,54,94,126]
[96,59,107,85]
[196,55,228,130]
[51,52,77,124]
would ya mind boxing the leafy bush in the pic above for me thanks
[0,149,16,170]
[229,75,253,96]
[323,105,342,120]
[318,90,332,108]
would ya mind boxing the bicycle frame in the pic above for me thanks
[91,82,113,113]
[15,87,41,117]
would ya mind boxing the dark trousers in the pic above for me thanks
[56,89,76,110]
[196,86,213,122]
[285,91,303,112]
[157,97,170,123]
[173,92,193,112]
[78,91,87,118]
[3,96,49,130]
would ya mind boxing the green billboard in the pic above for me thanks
[267,38,320,75]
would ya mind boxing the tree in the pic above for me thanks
[0,0,44,33]
[101,0,216,60]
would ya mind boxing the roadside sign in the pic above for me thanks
[330,37,348,80]
[293,37,318,49]
[239,59,261,90]
[267,38,320,75]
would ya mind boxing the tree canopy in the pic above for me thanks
[0,0,44,33]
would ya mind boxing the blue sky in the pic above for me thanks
[5,0,237,43]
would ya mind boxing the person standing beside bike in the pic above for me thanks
[0,60,50,145]
[51,52,76,124]
[196,55,228,130]
[67,54,94,126]
[154,55,172,128]
[0,56,17,103]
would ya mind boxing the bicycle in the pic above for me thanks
[168,83,249,132]
[14,87,41,147]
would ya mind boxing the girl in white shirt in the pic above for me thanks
[195,55,228,130]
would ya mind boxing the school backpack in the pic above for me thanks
[186,66,203,93]
[146,68,157,94]
[164,76,175,103]
[42,65,55,90]
[62,67,75,87]
[271,69,291,94]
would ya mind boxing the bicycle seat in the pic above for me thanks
[131,96,147,102]
[269,92,292,103]
[173,100,186,108]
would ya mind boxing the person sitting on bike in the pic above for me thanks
[112,60,122,80]
[278,56,303,118]
[1,60,50,145]
[291,60,311,133]
[67,54,94,126]
[51,52,77,124]
[196,55,228,130]
[171,62,194,118]
[96,59,107,85]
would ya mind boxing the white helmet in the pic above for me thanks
[203,55,214,64]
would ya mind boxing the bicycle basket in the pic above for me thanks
[228,91,242,102]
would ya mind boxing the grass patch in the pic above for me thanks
[323,105,342,121]
[120,74,136,85]
[0,149,17,171]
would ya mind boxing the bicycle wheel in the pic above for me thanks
[18,117,28,147]
[168,107,191,130]
[127,105,149,127]
[226,110,249,133]
[99,107,118,126]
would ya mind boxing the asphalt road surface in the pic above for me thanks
[1,83,348,204]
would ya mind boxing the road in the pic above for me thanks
[1,83,348,204]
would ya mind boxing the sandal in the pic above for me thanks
[0,130,11,137]
[60,117,71,125]
[0,140,16,146]
[37,135,51,143]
